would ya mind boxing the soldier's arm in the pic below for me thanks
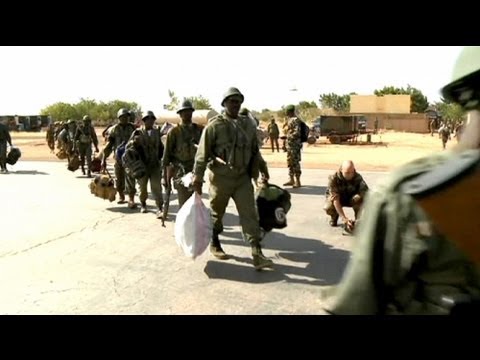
[161,130,176,168]
[103,132,115,159]
[91,127,99,148]
[357,174,369,197]
[158,131,164,160]
[193,125,214,181]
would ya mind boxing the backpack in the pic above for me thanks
[122,146,146,179]
[299,120,310,143]
[256,183,292,232]
[6,147,21,165]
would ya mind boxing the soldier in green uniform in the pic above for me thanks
[267,117,280,153]
[74,115,99,177]
[324,160,369,229]
[130,111,164,217]
[283,105,303,188]
[162,99,203,209]
[46,122,56,152]
[0,121,13,173]
[192,87,273,270]
[326,47,480,315]
[103,108,137,208]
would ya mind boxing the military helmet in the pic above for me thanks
[142,110,156,121]
[285,104,295,113]
[221,87,244,107]
[67,119,75,125]
[82,115,91,122]
[176,99,195,114]
[117,108,130,119]
[442,47,480,110]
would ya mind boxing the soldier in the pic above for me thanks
[324,160,368,231]
[57,120,77,156]
[74,115,99,177]
[46,123,56,152]
[0,121,13,173]
[162,99,203,209]
[283,104,303,188]
[130,111,164,217]
[439,124,451,149]
[267,117,280,152]
[326,46,480,315]
[103,108,137,208]
[192,87,273,270]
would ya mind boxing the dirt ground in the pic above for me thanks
[11,129,454,172]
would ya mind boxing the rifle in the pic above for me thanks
[162,164,175,227]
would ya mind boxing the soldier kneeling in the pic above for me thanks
[324,160,368,232]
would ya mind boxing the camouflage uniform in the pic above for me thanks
[439,126,451,149]
[324,171,369,224]
[74,119,98,176]
[326,151,480,315]
[46,124,55,151]
[162,123,203,208]
[103,121,137,200]
[193,87,272,270]
[284,113,302,187]
[267,120,280,152]
[130,123,164,214]
[0,122,12,172]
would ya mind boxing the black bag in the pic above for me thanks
[6,147,21,165]
[299,121,310,143]
[256,183,291,232]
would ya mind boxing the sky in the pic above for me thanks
[0,46,463,116]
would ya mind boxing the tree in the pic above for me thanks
[165,90,180,111]
[297,101,318,111]
[40,102,77,122]
[434,100,466,125]
[319,93,352,112]
[374,85,429,113]
[184,95,212,110]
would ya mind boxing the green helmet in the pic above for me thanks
[117,108,129,119]
[441,46,480,109]
[67,119,75,125]
[82,115,91,122]
[285,104,295,113]
[177,99,195,114]
[221,87,244,107]
[142,110,156,121]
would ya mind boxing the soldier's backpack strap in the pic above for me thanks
[400,150,480,265]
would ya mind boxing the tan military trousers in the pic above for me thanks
[138,166,163,209]
[208,172,261,245]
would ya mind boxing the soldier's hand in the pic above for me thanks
[192,181,202,195]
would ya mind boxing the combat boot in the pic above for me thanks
[117,191,126,204]
[140,201,148,213]
[87,170,92,178]
[329,214,339,227]
[210,233,229,260]
[283,176,294,186]
[81,166,86,175]
[128,195,137,209]
[293,175,301,188]
[252,244,273,270]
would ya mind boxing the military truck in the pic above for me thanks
[311,115,368,144]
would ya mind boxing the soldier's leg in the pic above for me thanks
[0,141,6,171]
[293,149,302,188]
[137,175,149,212]
[270,136,275,152]
[324,197,339,226]
[85,146,93,177]
[232,175,273,270]
[209,173,234,259]
[275,138,280,152]
[125,172,137,209]
[284,150,295,186]
[78,145,86,174]
[149,167,164,217]
[114,161,126,204]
